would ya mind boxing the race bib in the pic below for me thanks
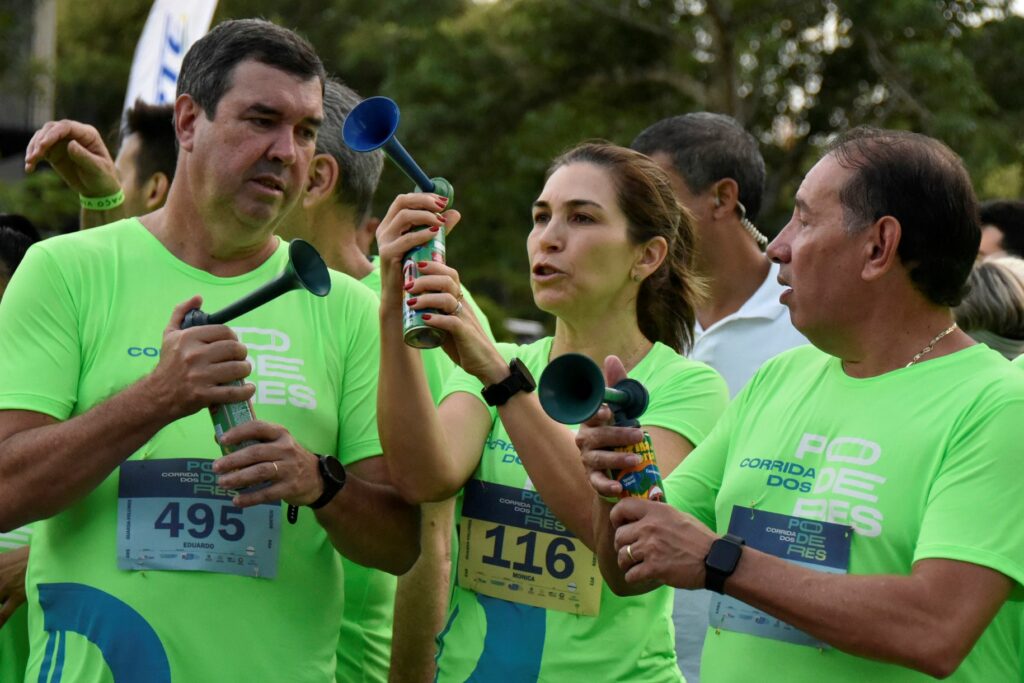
[117,459,281,579]
[458,479,601,616]
[709,505,851,648]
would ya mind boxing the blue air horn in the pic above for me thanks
[343,96,454,349]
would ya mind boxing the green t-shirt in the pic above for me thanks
[1013,354,1024,367]
[0,527,31,683]
[665,344,1024,682]
[334,257,495,682]
[435,337,728,682]
[0,220,382,683]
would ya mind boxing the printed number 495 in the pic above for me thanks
[155,502,246,541]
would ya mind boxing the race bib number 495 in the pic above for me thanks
[117,459,280,579]
[458,479,601,616]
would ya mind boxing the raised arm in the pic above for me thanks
[374,192,491,502]
[24,119,128,229]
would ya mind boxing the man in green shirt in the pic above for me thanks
[580,128,1024,681]
[0,19,418,683]
[280,77,492,683]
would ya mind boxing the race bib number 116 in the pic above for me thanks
[458,479,601,616]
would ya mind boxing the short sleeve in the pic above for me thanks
[336,286,384,466]
[662,396,740,530]
[0,245,81,420]
[438,344,518,417]
[643,361,728,448]
[913,396,1024,587]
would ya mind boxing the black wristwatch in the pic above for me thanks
[309,455,347,509]
[481,358,536,406]
[704,533,745,593]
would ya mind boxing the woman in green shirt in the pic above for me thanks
[376,142,729,681]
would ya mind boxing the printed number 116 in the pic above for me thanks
[481,526,575,579]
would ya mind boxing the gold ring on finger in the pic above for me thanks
[626,544,636,563]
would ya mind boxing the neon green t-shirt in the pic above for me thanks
[1013,354,1024,367]
[334,257,495,682]
[0,527,32,683]
[0,220,382,683]
[665,344,1024,682]
[435,337,728,682]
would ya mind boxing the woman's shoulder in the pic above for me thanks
[642,342,726,384]
[632,342,729,409]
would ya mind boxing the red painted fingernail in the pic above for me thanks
[436,195,449,204]
[403,281,414,291]
[430,226,440,232]
[422,314,432,321]
[417,261,428,268]
[406,297,418,305]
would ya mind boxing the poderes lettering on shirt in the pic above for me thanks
[126,327,317,410]
[739,433,887,538]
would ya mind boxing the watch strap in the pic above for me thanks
[481,358,536,406]
[309,455,345,509]
[704,533,745,593]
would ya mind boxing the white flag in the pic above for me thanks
[123,0,218,111]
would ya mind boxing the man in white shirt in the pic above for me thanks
[633,113,806,397]
[632,113,806,680]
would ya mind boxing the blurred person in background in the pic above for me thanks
[977,199,1024,260]
[279,76,493,683]
[25,100,176,229]
[954,256,1024,359]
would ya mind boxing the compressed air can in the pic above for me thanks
[402,229,447,348]
[612,432,665,502]
[402,177,454,349]
[210,380,260,455]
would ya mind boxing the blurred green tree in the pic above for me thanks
[1,0,1021,325]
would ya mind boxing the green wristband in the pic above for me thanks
[79,188,125,211]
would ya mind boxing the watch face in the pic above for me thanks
[706,538,743,572]
[510,358,537,391]
[320,456,346,485]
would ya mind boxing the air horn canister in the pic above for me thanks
[180,239,332,455]
[342,96,454,349]
[539,353,666,502]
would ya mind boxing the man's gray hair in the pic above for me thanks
[315,78,384,223]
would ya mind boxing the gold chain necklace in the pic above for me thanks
[905,322,958,367]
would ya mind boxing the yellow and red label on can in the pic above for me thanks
[611,432,665,502]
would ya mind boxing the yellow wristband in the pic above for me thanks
[79,188,125,211]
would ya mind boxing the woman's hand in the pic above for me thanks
[407,260,507,383]
[375,192,459,307]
